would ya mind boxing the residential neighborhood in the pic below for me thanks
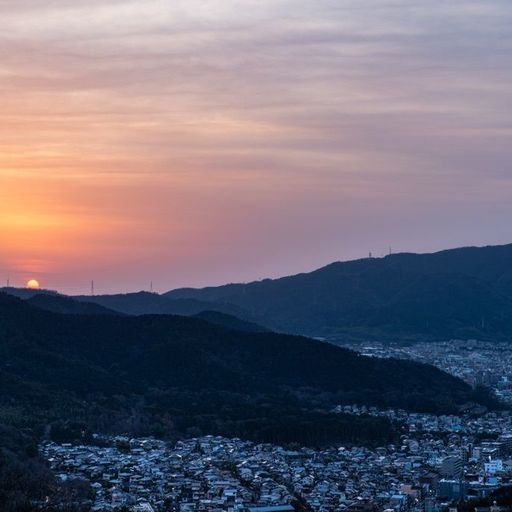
[345,340,512,404]
[41,411,512,512]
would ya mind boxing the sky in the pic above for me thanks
[1,0,511,294]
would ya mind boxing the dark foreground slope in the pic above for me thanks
[165,243,512,340]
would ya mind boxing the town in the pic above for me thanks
[344,340,512,404]
[42,407,512,512]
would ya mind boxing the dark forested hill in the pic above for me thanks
[164,243,512,341]
[0,293,494,433]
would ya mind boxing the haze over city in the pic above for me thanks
[2,0,511,294]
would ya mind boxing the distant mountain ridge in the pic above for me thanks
[164,243,512,341]
[5,242,512,341]
[0,287,255,323]
[27,293,121,316]
[73,291,251,319]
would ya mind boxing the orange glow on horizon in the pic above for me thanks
[0,1,510,294]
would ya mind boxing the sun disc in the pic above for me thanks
[26,279,40,290]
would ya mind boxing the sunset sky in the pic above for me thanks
[1,0,511,294]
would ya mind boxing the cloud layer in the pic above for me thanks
[1,0,511,292]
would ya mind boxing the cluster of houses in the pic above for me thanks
[336,406,512,437]
[41,417,512,512]
[346,340,512,404]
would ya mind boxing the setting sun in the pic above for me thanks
[26,279,40,290]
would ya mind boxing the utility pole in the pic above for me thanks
[91,280,95,296]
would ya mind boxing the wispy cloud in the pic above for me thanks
[1,0,511,292]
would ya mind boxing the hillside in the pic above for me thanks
[193,310,269,333]
[26,293,120,316]
[73,291,250,319]
[0,293,495,444]
[0,287,60,300]
[164,243,512,341]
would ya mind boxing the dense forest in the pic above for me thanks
[0,293,495,417]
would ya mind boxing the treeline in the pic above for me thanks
[0,419,95,512]
[6,390,399,448]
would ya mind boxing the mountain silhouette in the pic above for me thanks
[164,243,512,340]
